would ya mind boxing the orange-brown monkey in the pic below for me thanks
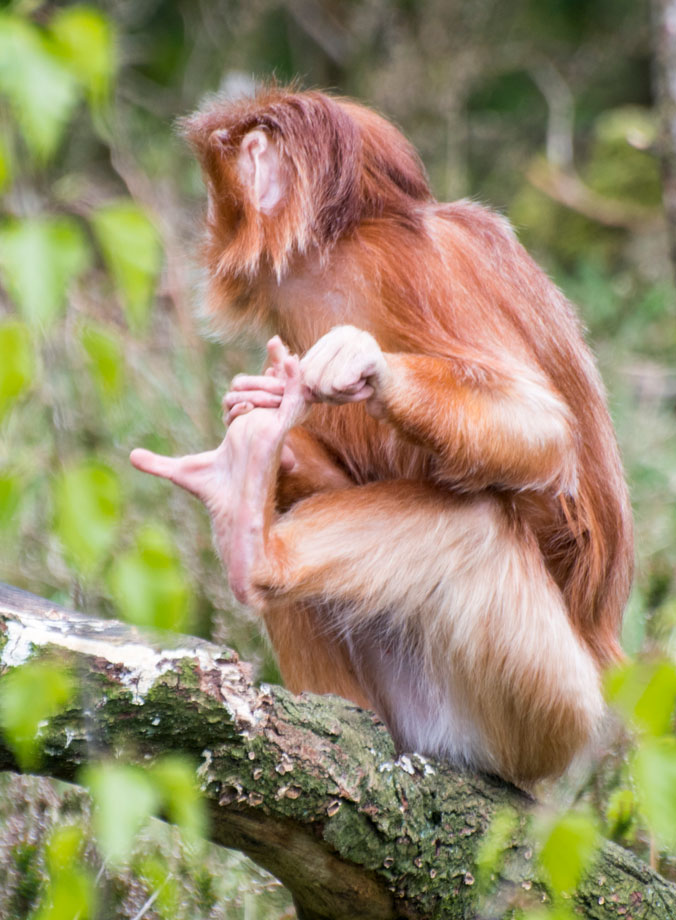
[131,88,633,786]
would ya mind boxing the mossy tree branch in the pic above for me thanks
[0,582,674,920]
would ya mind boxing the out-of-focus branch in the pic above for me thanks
[530,63,575,170]
[527,157,660,229]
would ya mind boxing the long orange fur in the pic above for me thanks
[181,88,633,784]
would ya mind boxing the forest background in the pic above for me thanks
[0,0,675,917]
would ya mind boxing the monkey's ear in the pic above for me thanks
[237,129,285,213]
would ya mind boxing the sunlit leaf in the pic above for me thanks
[34,870,94,920]
[137,854,179,918]
[605,787,637,842]
[46,825,85,874]
[0,217,91,327]
[0,320,35,419]
[0,130,12,192]
[84,762,160,865]
[108,524,192,631]
[522,907,575,920]
[50,6,117,109]
[0,470,22,527]
[537,810,600,897]
[0,661,75,769]
[53,461,121,575]
[632,736,676,848]
[152,755,207,843]
[80,322,125,398]
[91,201,162,335]
[475,806,518,890]
[605,657,676,736]
[0,14,80,160]
[35,826,94,920]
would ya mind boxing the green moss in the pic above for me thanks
[9,843,43,918]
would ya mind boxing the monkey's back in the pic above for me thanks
[298,200,633,664]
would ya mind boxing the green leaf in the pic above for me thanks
[0,320,35,419]
[108,524,192,631]
[605,787,637,842]
[36,826,95,920]
[522,908,575,920]
[0,217,91,327]
[475,806,519,890]
[537,809,600,897]
[151,755,207,843]
[53,461,121,575]
[91,201,162,335]
[137,855,179,918]
[84,762,160,865]
[0,14,80,160]
[45,825,85,874]
[605,658,676,736]
[632,736,676,848]
[0,661,75,769]
[0,469,22,527]
[34,870,95,920]
[0,129,12,193]
[50,6,117,109]
[80,322,125,398]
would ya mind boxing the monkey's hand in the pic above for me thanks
[223,336,307,471]
[300,325,389,410]
[223,336,291,425]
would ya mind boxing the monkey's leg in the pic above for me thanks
[132,359,371,707]
[221,340,366,700]
[132,370,601,782]
[251,483,604,784]
[264,426,371,706]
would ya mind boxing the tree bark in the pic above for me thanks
[0,582,674,920]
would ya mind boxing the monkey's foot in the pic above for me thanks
[131,354,307,603]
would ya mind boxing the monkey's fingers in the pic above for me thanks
[226,401,254,426]
[275,355,310,429]
[332,382,375,402]
[229,374,285,394]
[224,389,283,409]
[266,335,291,374]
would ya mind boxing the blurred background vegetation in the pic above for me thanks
[0,0,675,917]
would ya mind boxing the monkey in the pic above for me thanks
[130,87,633,786]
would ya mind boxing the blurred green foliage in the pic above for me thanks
[34,825,96,920]
[0,0,675,915]
[0,660,74,769]
[84,756,205,865]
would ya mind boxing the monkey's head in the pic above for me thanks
[181,87,432,284]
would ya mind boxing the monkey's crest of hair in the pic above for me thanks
[180,87,433,285]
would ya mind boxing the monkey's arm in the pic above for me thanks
[300,325,576,495]
[376,352,576,493]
